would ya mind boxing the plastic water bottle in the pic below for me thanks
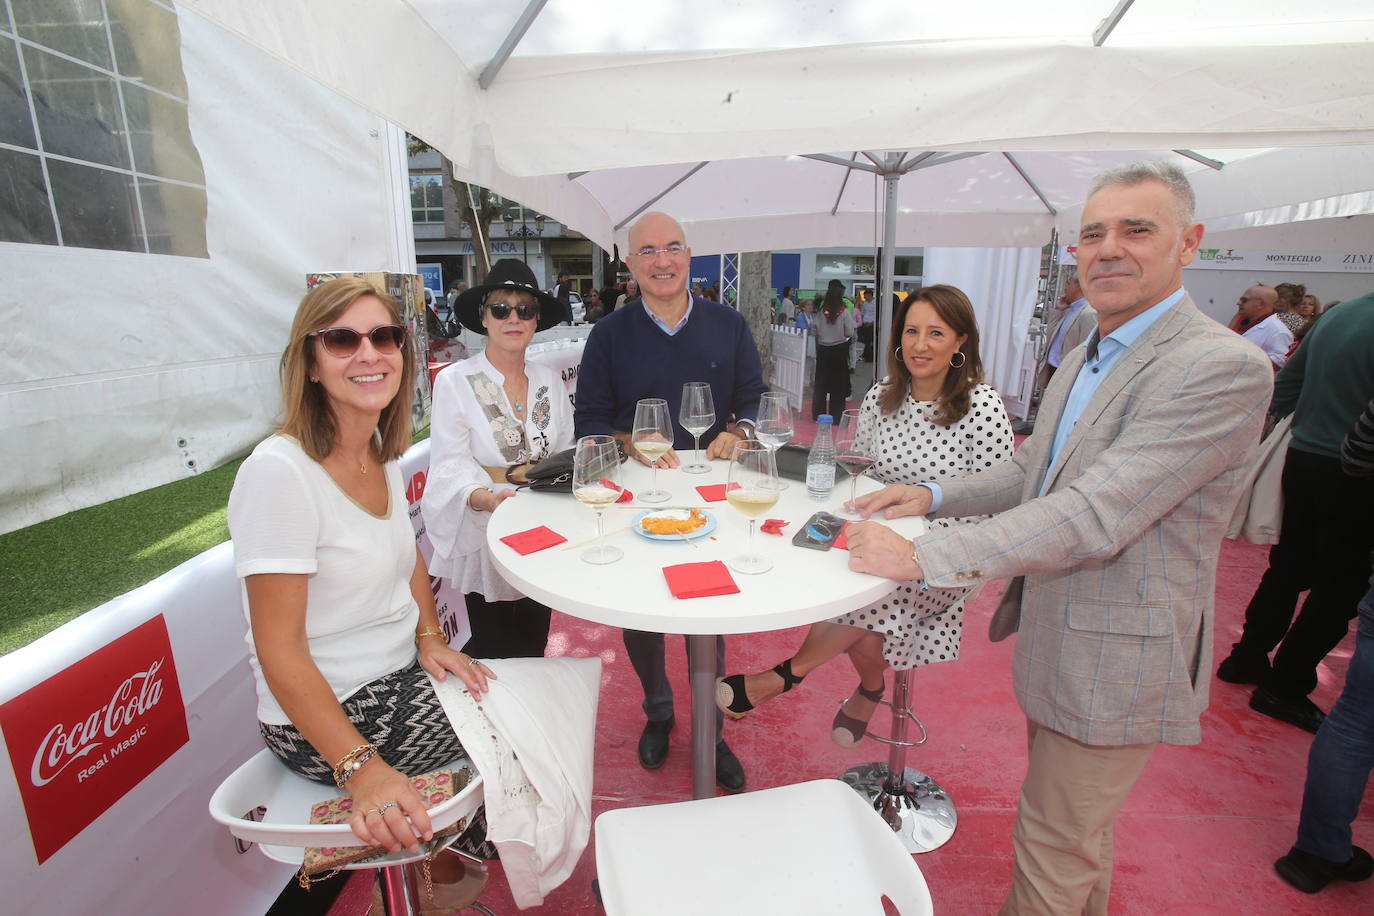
[807,414,836,500]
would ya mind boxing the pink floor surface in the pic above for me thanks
[329,535,1371,916]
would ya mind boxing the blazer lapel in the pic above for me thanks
[1037,297,1195,495]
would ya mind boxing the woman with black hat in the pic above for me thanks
[422,260,574,658]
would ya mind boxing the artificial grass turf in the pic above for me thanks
[0,419,433,656]
[0,457,245,655]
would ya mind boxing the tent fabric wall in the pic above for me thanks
[920,247,1042,418]
[0,11,413,534]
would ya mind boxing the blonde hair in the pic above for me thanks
[278,277,415,462]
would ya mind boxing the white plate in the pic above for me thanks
[633,509,718,541]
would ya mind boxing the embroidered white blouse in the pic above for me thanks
[422,352,575,599]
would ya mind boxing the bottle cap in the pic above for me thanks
[818,414,833,424]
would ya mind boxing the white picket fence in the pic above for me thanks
[768,324,811,412]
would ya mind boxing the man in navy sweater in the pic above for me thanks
[575,211,767,792]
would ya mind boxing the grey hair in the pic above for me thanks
[1087,160,1196,227]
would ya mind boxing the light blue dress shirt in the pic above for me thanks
[924,288,1185,510]
[1046,297,1088,368]
[1040,288,1184,492]
[643,298,693,335]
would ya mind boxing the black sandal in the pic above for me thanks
[715,659,805,717]
[831,681,885,748]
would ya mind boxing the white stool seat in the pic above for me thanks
[595,778,933,915]
[209,749,483,868]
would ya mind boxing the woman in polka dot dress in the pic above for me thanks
[716,285,1015,745]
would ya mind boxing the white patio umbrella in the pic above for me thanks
[543,144,1374,385]
[177,0,1374,183]
[173,0,1374,368]
[175,0,1374,410]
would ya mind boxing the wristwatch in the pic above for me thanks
[734,420,756,441]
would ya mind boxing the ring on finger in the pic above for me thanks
[364,807,382,817]
[378,801,399,816]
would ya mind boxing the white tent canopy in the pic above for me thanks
[179,0,1374,180]
[176,0,1374,256]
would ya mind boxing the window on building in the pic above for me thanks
[1,0,207,256]
[410,173,445,223]
[816,254,877,276]
[894,255,923,276]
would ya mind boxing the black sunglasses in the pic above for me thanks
[309,324,407,357]
[486,302,540,321]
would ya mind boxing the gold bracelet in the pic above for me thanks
[332,743,379,788]
[414,627,446,646]
[467,486,493,512]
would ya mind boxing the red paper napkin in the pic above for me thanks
[499,526,567,555]
[662,560,741,599]
[759,518,789,536]
[695,482,741,502]
[833,522,855,550]
[601,478,634,503]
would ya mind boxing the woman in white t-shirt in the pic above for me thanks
[423,260,575,658]
[228,277,493,854]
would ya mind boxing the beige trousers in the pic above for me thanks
[999,721,1155,916]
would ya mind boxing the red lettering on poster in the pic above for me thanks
[0,616,189,864]
[406,470,426,504]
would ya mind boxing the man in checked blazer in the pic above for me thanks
[846,161,1274,915]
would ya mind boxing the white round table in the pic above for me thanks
[486,456,925,799]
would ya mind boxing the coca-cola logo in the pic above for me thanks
[1,616,188,864]
[30,659,166,787]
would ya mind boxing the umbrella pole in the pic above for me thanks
[876,155,901,376]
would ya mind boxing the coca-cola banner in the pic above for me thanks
[401,439,472,650]
[0,616,189,864]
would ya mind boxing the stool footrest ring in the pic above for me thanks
[865,699,928,748]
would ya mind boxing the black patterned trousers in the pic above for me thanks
[259,660,494,858]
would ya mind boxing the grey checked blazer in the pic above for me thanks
[915,296,1273,746]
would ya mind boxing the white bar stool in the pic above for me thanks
[209,749,490,916]
[595,778,933,915]
[839,668,958,853]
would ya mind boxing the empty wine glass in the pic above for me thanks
[679,382,715,474]
[834,408,874,519]
[572,434,624,565]
[726,440,781,575]
[755,391,794,490]
[632,397,673,504]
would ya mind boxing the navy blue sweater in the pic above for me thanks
[574,297,767,450]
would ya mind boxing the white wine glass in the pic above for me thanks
[834,408,874,519]
[726,440,781,575]
[679,382,715,474]
[755,391,794,491]
[572,434,624,565]
[632,397,673,504]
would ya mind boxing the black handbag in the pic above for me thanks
[521,441,629,492]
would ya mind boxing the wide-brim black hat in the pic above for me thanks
[452,259,564,334]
